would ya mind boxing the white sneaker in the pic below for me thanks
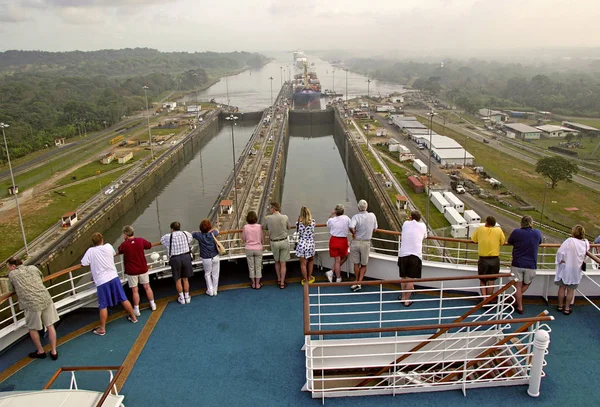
[325,270,334,283]
[177,297,185,304]
[336,277,342,283]
[206,291,213,297]
[150,303,157,311]
[133,309,141,317]
[213,291,218,297]
[351,284,362,292]
[185,296,191,304]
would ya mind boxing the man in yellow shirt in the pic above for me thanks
[472,216,506,297]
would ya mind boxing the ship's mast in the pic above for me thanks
[303,61,310,90]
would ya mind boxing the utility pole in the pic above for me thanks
[225,114,240,229]
[367,78,372,99]
[280,66,283,88]
[345,69,348,104]
[332,69,335,93]
[426,111,435,228]
[143,86,154,160]
[269,76,274,106]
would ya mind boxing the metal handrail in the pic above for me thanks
[2,225,597,306]
[353,278,518,388]
[43,365,124,407]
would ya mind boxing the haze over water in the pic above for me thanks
[106,55,405,244]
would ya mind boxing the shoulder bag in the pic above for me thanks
[213,233,227,256]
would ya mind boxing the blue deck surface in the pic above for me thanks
[2,269,600,406]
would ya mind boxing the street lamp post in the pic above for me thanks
[1,123,29,256]
[367,78,372,99]
[332,69,335,93]
[463,134,468,167]
[426,111,435,228]
[225,114,240,230]
[268,76,274,106]
[345,69,348,104]
[280,66,283,88]
[142,86,154,160]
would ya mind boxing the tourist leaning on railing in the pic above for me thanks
[242,211,264,290]
[160,221,194,305]
[81,233,138,336]
[471,216,506,299]
[507,216,543,315]
[118,225,156,316]
[7,257,59,360]
[349,199,378,292]
[325,204,351,283]
[555,225,590,316]
[263,201,291,289]
[297,206,316,286]
[397,210,427,307]
[193,219,221,297]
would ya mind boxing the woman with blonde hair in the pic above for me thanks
[296,206,316,285]
[555,224,590,315]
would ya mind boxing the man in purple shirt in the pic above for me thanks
[507,216,543,314]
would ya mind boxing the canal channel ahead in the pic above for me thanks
[105,56,405,245]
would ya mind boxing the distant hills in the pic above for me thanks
[0,48,268,160]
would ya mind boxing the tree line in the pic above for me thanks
[342,57,600,117]
[0,48,269,161]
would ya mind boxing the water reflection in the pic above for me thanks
[180,54,407,112]
[281,124,358,224]
[104,121,256,246]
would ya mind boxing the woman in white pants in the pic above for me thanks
[192,219,220,296]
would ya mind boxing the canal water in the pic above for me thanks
[105,54,405,244]
[281,124,358,225]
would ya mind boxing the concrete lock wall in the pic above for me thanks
[35,116,221,275]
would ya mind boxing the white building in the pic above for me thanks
[503,123,541,140]
[117,152,133,164]
[478,108,507,123]
[536,125,579,138]
[432,148,474,166]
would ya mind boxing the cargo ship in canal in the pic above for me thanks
[292,53,321,109]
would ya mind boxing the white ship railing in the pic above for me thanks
[0,226,596,351]
[301,277,553,402]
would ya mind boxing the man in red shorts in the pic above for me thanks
[326,204,351,283]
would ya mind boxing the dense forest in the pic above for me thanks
[342,57,600,117]
[0,48,268,160]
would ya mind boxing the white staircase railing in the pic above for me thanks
[302,277,553,402]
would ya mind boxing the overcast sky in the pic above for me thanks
[1,0,599,53]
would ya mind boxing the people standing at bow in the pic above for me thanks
[242,211,264,289]
[296,206,316,285]
[81,233,138,336]
[326,204,351,283]
[555,225,589,315]
[471,216,506,298]
[118,225,156,316]
[263,202,290,289]
[507,216,543,314]
[160,222,194,304]
[349,199,378,292]
[193,219,221,297]
[397,211,427,307]
[7,257,60,360]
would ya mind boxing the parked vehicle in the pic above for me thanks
[413,159,427,174]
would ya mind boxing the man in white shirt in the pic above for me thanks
[398,211,427,306]
[349,199,378,292]
[81,233,138,336]
[326,204,351,283]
